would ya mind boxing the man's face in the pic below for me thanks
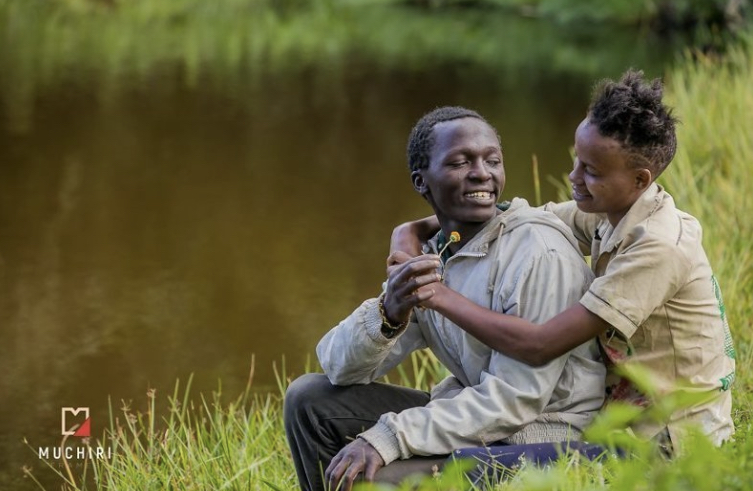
[570,117,649,227]
[414,117,504,233]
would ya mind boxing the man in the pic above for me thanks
[284,106,605,491]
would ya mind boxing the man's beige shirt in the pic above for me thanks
[546,183,735,446]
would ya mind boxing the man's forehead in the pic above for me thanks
[432,116,488,132]
[431,118,499,148]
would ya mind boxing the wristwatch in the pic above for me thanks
[378,293,408,339]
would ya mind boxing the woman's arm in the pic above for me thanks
[390,214,608,366]
[425,283,609,366]
[388,216,441,264]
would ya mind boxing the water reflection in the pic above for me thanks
[0,2,683,488]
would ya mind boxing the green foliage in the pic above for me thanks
[536,0,652,24]
[0,0,678,99]
[522,0,745,26]
[370,0,747,27]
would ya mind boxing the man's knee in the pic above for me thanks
[284,373,334,421]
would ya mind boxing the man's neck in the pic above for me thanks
[439,209,502,254]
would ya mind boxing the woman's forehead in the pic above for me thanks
[575,119,623,155]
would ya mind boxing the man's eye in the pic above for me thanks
[487,159,501,166]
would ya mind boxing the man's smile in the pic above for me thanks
[463,190,496,203]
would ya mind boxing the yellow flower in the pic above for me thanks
[438,231,461,258]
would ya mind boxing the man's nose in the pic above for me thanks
[469,159,492,180]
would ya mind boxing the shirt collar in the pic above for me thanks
[426,201,515,258]
[600,183,665,253]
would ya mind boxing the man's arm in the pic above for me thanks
[317,255,441,385]
[320,255,442,489]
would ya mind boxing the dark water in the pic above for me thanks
[0,3,683,488]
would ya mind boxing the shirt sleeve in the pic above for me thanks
[580,231,691,340]
[360,247,596,463]
[316,297,427,386]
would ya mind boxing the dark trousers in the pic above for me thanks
[283,373,447,491]
[283,374,618,490]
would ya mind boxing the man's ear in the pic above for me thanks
[412,170,428,195]
[635,168,652,190]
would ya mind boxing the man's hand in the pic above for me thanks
[383,255,441,325]
[325,438,384,491]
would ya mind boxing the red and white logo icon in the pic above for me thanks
[61,407,91,437]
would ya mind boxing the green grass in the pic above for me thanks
[27,365,299,490]
[26,22,753,491]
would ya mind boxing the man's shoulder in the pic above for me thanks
[504,197,568,225]
[501,198,583,254]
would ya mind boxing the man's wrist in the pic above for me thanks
[359,422,402,465]
[378,293,408,338]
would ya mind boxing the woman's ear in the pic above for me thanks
[412,170,428,195]
[635,168,652,190]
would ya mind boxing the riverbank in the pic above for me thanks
[26,25,753,491]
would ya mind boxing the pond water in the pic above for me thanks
[0,3,683,488]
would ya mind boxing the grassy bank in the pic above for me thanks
[28,31,753,491]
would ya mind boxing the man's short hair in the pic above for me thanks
[589,69,679,178]
[407,106,493,172]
